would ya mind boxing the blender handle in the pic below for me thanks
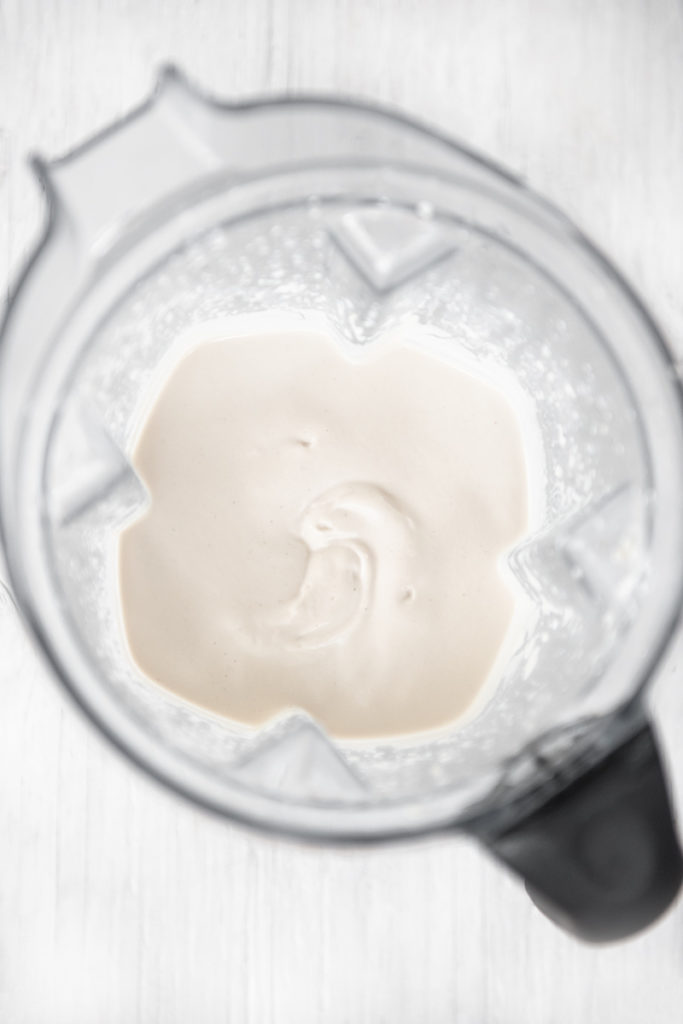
[481,721,683,942]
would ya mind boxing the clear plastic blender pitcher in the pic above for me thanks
[2,68,683,942]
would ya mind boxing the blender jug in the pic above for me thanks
[2,68,683,943]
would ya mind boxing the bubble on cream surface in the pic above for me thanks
[118,326,530,739]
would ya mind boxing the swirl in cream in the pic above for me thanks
[260,482,415,651]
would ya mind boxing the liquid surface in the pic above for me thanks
[118,329,529,738]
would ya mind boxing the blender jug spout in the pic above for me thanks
[479,721,683,942]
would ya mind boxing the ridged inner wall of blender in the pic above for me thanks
[44,200,649,806]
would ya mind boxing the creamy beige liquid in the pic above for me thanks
[118,327,529,739]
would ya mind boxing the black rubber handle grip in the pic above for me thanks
[483,723,683,942]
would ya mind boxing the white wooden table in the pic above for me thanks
[3,1,683,1021]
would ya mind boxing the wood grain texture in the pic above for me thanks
[2,1,683,1021]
